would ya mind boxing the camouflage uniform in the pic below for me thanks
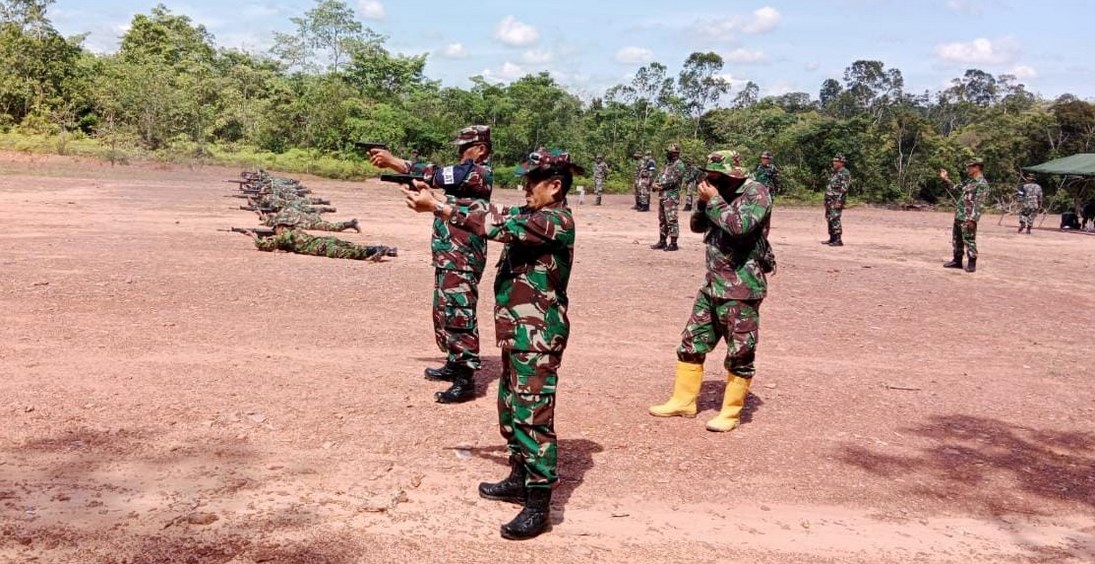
[678,177,773,377]
[448,195,575,490]
[253,229,395,261]
[637,154,656,210]
[262,208,357,232]
[754,163,782,195]
[417,157,493,372]
[824,160,851,242]
[592,159,609,205]
[653,151,688,246]
[1018,181,1042,232]
[951,175,989,262]
[682,165,702,211]
[409,155,430,176]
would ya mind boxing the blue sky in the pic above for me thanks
[49,0,1094,100]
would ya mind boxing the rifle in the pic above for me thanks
[219,226,276,237]
[355,142,389,153]
[380,173,426,190]
[240,205,276,213]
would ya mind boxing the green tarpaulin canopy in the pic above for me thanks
[1023,153,1095,177]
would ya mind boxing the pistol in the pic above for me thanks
[380,174,426,190]
[355,142,389,153]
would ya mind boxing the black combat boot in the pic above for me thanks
[1025,226,1032,234]
[682,199,693,212]
[478,461,527,504]
[664,237,679,251]
[594,195,602,206]
[943,255,963,268]
[1017,224,1025,233]
[350,218,361,233]
[500,488,552,540]
[650,239,666,250]
[435,366,475,404]
[829,235,843,247]
[638,204,650,212]
[965,257,977,273]
[423,362,455,382]
[821,234,835,245]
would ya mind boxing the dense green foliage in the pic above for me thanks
[2,1,1093,208]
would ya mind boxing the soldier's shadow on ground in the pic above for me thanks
[697,380,764,424]
[466,438,604,525]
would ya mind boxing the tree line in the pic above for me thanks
[2,0,1093,208]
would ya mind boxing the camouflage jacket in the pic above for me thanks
[593,161,609,182]
[449,202,575,353]
[691,179,773,301]
[420,159,493,272]
[1020,182,1043,208]
[641,158,657,181]
[754,163,782,194]
[825,168,851,201]
[955,176,989,223]
[409,158,430,176]
[656,158,688,193]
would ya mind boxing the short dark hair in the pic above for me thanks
[525,166,574,194]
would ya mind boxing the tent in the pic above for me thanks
[1023,153,1095,177]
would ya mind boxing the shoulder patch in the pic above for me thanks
[443,166,455,186]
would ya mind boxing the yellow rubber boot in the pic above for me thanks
[649,361,704,418]
[705,374,751,432]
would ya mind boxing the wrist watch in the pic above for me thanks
[433,202,446,216]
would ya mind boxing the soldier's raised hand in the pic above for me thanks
[939,169,950,181]
[697,180,718,202]
[370,149,405,172]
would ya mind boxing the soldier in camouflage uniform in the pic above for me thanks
[941,158,990,273]
[637,151,656,212]
[250,225,397,261]
[651,143,689,251]
[404,148,580,541]
[823,154,851,247]
[681,161,702,212]
[409,150,430,176]
[370,126,493,402]
[650,150,773,433]
[260,208,360,233]
[754,151,782,195]
[1017,174,1043,234]
[592,155,609,206]
[631,152,643,209]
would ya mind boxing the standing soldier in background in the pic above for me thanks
[402,149,581,541]
[755,151,782,195]
[409,150,430,176]
[370,126,494,403]
[822,155,851,247]
[592,155,609,206]
[941,158,989,273]
[682,160,702,212]
[1017,174,1043,234]
[631,152,644,209]
[637,151,657,212]
[649,150,774,433]
[650,143,688,251]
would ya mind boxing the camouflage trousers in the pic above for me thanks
[593,178,604,205]
[638,179,652,207]
[433,268,482,370]
[254,230,393,261]
[263,216,355,232]
[1019,206,1038,228]
[824,198,844,236]
[677,292,762,378]
[683,183,697,208]
[498,349,560,489]
[952,220,978,260]
[658,190,681,239]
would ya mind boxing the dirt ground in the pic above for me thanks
[0,152,1092,564]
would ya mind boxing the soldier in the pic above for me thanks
[249,224,397,261]
[681,161,702,212]
[631,151,643,209]
[637,151,657,212]
[649,150,774,432]
[403,148,580,541]
[409,150,430,176]
[592,155,609,206]
[940,158,989,273]
[260,208,360,233]
[822,154,851,247]
[650,143,689,251]
[1017,174,1042,234]
[755,151,782,195]
[370,126,493,403]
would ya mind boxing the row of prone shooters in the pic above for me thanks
[221,168,398,261]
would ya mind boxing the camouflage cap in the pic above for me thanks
[453,125,491,147]
[595,154,604,160]
[526,148,586,177]
[832,154,847,163]
[761,151,774,159]
[644,150,652,157]
[704,150,747,179]
[965,157,984,167]
[632,151,642,158]
[666,143,681,153]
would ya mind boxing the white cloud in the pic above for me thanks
[1008,65,1038,79]
[765,81,795,96]
[699,6,781,40]
[946,0,985,16]
[523,49,554,64]
[804,62,821,72]
[715,73,753,90]
[934,36,1020,65]
[615,46,655,64]
[358,1,385,20]
[441,43,468,58]
[482,62,527,83]
[494,16,539,47]
[724,48,768,64]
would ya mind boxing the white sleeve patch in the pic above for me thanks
[443,166,455,186]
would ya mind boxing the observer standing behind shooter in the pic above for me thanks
[403,149,580,540]
[369,126,493,403]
